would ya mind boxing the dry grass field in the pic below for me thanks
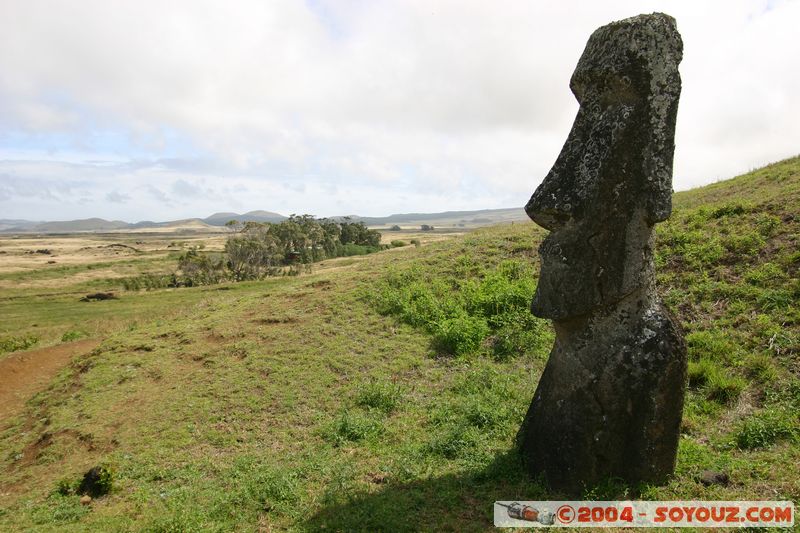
[0,232,231,357]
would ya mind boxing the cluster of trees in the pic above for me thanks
[122,215,384,290]
[222,215,381,280]
[177,215,383,284]
[390,224,435,231]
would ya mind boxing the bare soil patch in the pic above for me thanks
[0,339,100,424]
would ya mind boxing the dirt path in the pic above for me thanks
[0,339,100,423]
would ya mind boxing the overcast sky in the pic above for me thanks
[1,0,798,222]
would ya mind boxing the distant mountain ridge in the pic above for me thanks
[34,218,132,232]
[0,207,526,233]
[0,219,42,232]
[203,210,286,226]
[349,207,525,225]
[0,218,214,233]
[0,211,287,233]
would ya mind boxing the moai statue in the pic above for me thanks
[517,13,687,492]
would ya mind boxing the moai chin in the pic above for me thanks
[516,13,687,492]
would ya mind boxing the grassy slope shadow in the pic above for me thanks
[304,449,645,532]
[305,451,539,532]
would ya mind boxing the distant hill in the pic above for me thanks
[26,218,132,232]
[203,210,287,226]
[1,217,218,233]
[1,207,529,233]
[353,207,524,224]
[351,207,528,228]
[127,219,221,233]
[0,219,41,232]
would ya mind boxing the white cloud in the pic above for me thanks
[0,0,798,220]
[105,190,130,203]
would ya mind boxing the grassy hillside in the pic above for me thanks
[0,157,798,531]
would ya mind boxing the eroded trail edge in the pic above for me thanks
[0,339,100,423]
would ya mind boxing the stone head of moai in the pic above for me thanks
[526,12,683,319]
[517,13,687,493]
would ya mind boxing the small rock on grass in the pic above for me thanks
[699,470,730,486]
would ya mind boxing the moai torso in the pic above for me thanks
[516,13,687,492]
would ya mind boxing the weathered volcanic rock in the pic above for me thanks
[699,470,730,487]
[516,13,687,493]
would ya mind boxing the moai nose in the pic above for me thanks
[525,109,591,231]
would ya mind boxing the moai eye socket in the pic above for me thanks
[601,73,642,106]
[572,71,642,109]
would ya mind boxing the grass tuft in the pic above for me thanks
[354,380,404,414]
[322,410,384,446]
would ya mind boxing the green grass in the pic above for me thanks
[0,282,253,359]
[0,156,798,531]
[0,333,39,354]
[0,249,190,355]
[354,379,405,414]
